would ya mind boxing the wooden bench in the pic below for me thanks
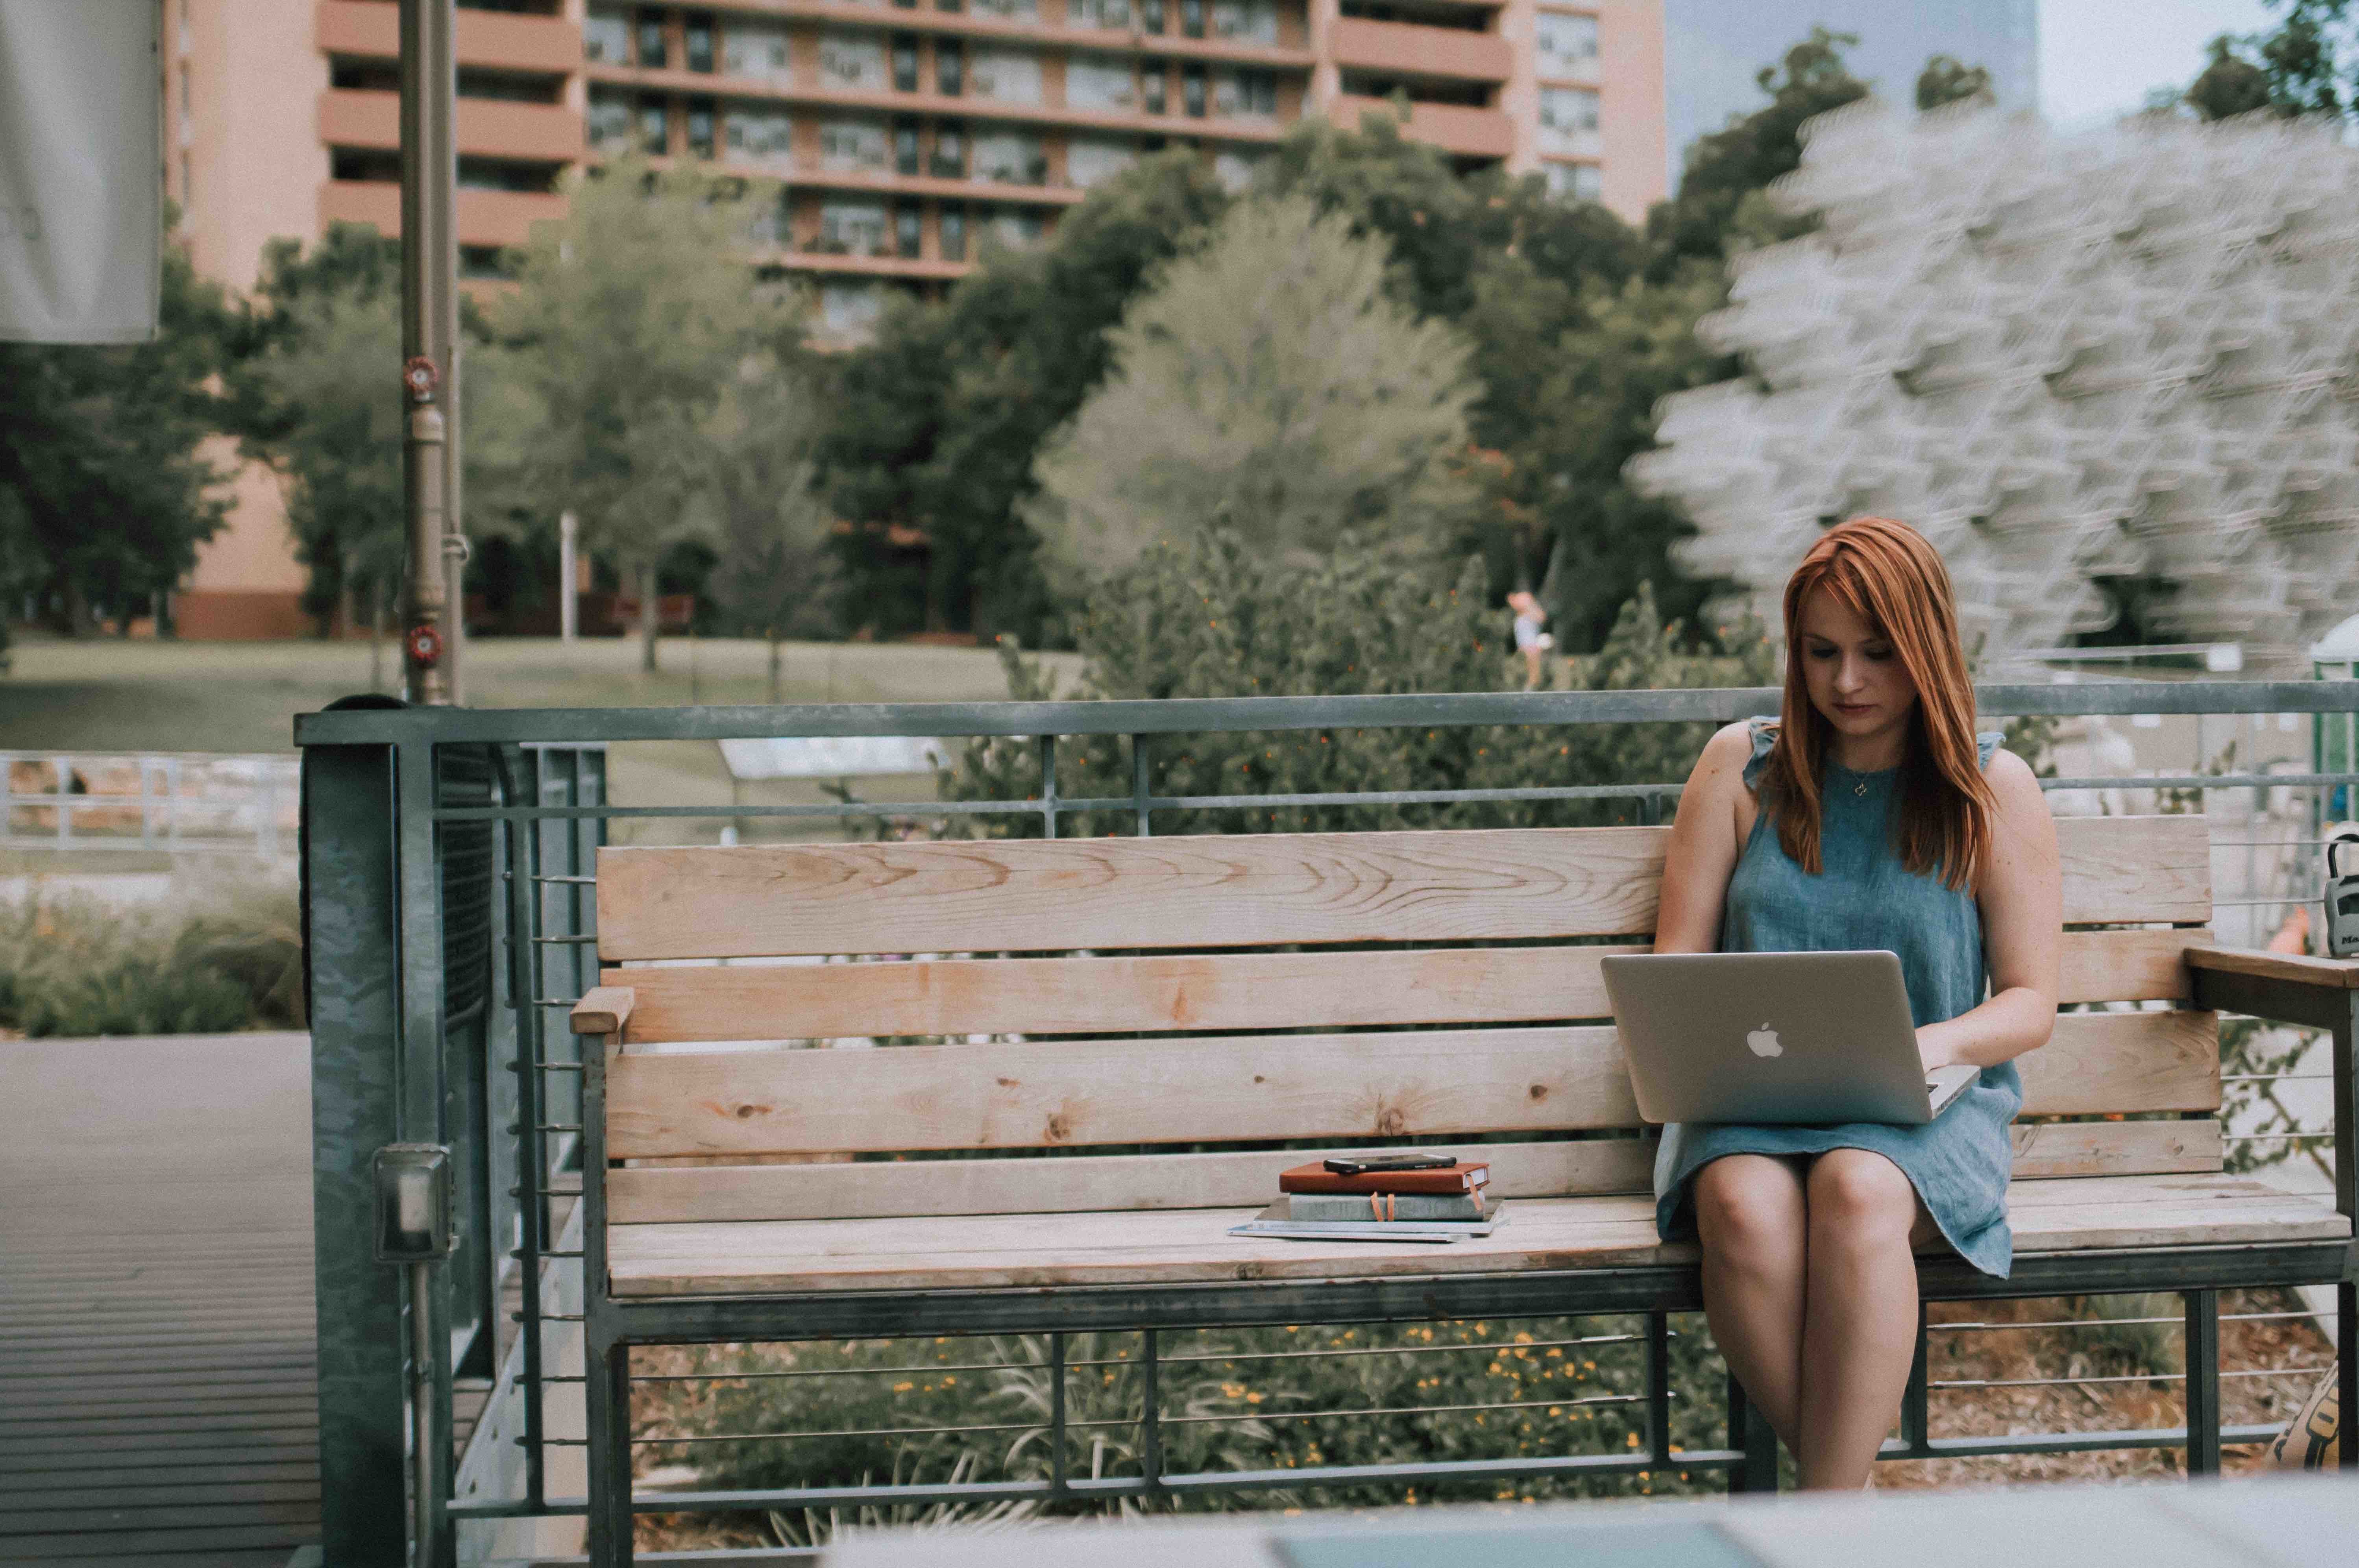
[570,816,2358,1562]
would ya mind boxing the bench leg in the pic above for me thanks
[2342,1281,2357,1472]
[2184,1289,2220,1477]
[1726,1370,1778,1493]
[586,1337,634,1567]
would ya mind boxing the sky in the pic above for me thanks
[2039,0,2281,127]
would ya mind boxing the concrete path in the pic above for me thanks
[0,1032,316,1567]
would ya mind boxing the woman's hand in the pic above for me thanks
[1916,1026,1958,1074]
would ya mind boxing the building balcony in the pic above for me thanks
[762,248,972,281]
[660,1,1313,69]
[319,89,583,163]
[315,0,581,75]
[1328,94,1511,158]
[1329,18,1510,84]
[731,161,1094,204]
[320,179,568,248]
[586,66,1291,145]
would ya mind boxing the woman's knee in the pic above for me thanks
[1693,1156,1806,1257]
[1806,1150,1918,1244]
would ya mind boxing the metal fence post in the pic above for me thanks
[2183,1289,2220,1476]
[1726,1372,1777,1492]
[304,742,412,1566]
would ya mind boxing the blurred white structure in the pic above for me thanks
[1630,102,2359,669]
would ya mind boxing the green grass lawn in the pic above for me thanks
[1,634,1080,847]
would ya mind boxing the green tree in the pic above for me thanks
[2177,2,2358,121]
[0,218,232,656]
[228,224,405,656]
[702,352,834,702]
[1027,196,1483,583]
[483,157,801,671]
[1917,54,1996,110]
[814,148,1233,640]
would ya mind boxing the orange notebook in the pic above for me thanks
[1277,1161,1489,1197]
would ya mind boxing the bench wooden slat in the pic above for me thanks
[605,1009,2219,1159]
[605,928,2201,1045]
[604,1174,2346,1297]
[605,1120,2222,1223]
[593,817,2210,962]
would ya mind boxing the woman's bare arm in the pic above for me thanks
[1653,722,1758,955]
[1918,748,2061,1072]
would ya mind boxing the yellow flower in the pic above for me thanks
[892,1381,914,1392]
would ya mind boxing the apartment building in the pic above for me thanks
[164,0,1666,632]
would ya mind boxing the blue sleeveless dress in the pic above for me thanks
[1651,717,2023,1278]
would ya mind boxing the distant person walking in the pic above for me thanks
[1509,590,1553,690]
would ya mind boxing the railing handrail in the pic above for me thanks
[292,678,2359,748]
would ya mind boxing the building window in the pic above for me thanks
[744,188,791,248]
[722,18,791,80]
[585,5,631,63]
[725,103,795,169]
[937,0,963,11]
[895,202,923,257]
[1066,53,1135,112]
[1066,135,1137,188]
[1535,11,1599,79]
[1211,67,1275,118]
[1181,61,1205,116]
[818,199,890,255]
[1180,0,1204,38]
[818,116,889,170]
[459,157,558,191]
[588,86,635,150]
[988,207,1044,249]
[972,0,1039,15]
[894,118,921,173]
[1141,61,1166,115]
[458,69,566,103]
[820,31,888,91]
[931,120,967,176]
[685,95,717,157]
[1209,0,1276,43]
[638,95,670,153]
[459,245,512,280]
[636,7,668,69]
[1070,0,1131,26]
[937,38,963,95]
[1213,146,1265,190]
[819,281,884,339]
[1536,85,1599,155]
[973,129,1046,183]
[940,201,967,261]
[892,34,920,91]
[970,47,1041,104]
[684,10,715,71]
[1140,0,1165,31]
[1543,161,1602,201]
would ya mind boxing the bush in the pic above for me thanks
[0,879,305,1037]
[941,529,1775,838]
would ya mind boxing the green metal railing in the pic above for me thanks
[296,680,2359,1566]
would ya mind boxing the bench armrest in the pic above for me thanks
[2184,944,2359,1033]
[571,986,636,1039]
[2184,945,2359,993]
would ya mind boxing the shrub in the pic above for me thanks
[0,878,305,1037]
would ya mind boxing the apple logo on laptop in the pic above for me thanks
[1745,1023,1784,1059]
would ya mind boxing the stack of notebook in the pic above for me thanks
[1228,1154,1502,1243]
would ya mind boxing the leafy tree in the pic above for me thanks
[2175,2,2359,121]
[1027,196,1483,584]
[702,353,834,701]
[481,157,801,671]
[815,149,1231,640]
[0,218,232,656]
[1917,55,1996,111]
[227,224,406,647]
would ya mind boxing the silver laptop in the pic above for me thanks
[1599,951,1979,1125]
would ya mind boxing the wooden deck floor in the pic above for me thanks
[0,1032,318,1568]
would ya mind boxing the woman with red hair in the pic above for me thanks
[1652,517,2062,1489]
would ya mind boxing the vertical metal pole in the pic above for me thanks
[1131,733,1152,838]
[1039,736,1058,839]
[2335,996,2356,1470]
[1645,1313,1671,1467]
[409,1260,439,1565]
[1139,1329,1161,1492]
[400,0,460,706]
[560,512,579,645]
[1899,1306,1931,1458]
[395,742,455,1567]
[511,751,548,1507]
[1726,1372,1777,1493]
[1047,1331,1067,1501]
[306,743,411,1567]
[2183,1289,2220,1477]
[581,1029,635,1566]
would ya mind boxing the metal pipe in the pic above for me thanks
[399,0,460,706]
[409,1259,437,1567]
[560,512,579,644]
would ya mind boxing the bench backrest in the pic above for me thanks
[591,816,2221,1226]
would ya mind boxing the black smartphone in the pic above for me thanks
[1322,1153,1457,1177]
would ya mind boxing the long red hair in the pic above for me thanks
[1758,517,1996,891]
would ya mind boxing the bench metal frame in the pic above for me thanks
[294,682,2359,1568]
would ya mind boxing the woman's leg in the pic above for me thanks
[1692,1154,1810,1450]
[1794,1149,1926,1489]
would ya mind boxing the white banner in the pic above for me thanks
[718,736,956,781]
[0,0,160,343]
